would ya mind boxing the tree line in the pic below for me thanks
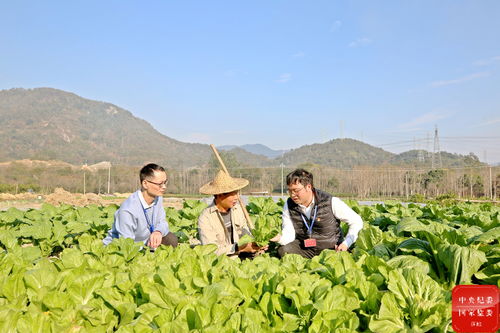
[1,161,498,201]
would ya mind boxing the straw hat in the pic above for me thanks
[199,170,249,195]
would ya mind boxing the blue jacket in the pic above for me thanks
[103,190,170,245]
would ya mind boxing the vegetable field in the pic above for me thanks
[0,198,498,332]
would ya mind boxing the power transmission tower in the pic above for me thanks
[414,137,424,163]
[432,125,442,169]
[417,139,424,162]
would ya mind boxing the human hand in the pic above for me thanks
[257,244,269,255]
[238,242,260,253]
[147,231,163,249]
[269,234,281,242]
[335,243,349,252]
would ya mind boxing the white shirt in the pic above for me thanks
[279,196,363,248]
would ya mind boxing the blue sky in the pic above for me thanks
[1,1,499,163]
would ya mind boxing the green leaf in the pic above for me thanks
[80,298,117,328]
[314,285,360,313]
[1,272,27,308]
[310,309,360,332]
[469,226,500,244]
[193,243,218,256]
[344,268,381,315]
[67,272,105,305]
[386,269,450,331]
[437,243,487,286]
[354,225,384,251]
[19,220,52,240]
[474,262,500,285]
[387,255,433,277]
[237,234,254,246]
[0,230,18,250]
[233,277,256,300]
[369,293,407,333]
[397,238,432,259]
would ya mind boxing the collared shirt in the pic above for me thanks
[103,190,169,245]
[138,191,157,228]
[138,191,156,209]
[198,201,252,256]
[279,196,363,248]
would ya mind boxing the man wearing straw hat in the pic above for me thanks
[198,170,260,257]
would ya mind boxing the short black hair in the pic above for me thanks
[286,168,314,187]
[140,163,166,182]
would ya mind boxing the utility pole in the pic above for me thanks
[107,164,111,194]
[426,132,431,160]
[489,166,493,200]
[280,162,284,197]
[470,168,473,198]
[405,172,409,200]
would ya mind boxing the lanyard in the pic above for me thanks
[300,205,318,237]
[143,206,155,233]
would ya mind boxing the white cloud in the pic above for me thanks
[348,37,372,48]
[292,51,305,58]
[430,72,490,87]
[398,111,452,130]
[475,117,500,127]
[473,56,500,66]
[276,73,292,83]
[330,20,342,32]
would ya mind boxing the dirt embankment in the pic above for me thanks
[0,192,39,201]
[0,159,77,169]
[44,188,105,206]
[0,188,185,210]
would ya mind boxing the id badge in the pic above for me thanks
[304,238,316,247]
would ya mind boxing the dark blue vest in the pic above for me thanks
[287,189,343,249]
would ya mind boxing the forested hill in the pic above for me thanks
[278,138,483,169]
[0,88,212,167]
[281,139,393,168]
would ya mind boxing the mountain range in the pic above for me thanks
[219,144,288,158]
[0,88,483,169]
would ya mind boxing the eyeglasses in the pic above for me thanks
[288,186,305,195]
[146,179,168,187]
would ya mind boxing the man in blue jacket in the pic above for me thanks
[103,163,178,249]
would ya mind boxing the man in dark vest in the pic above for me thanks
[270,168,363,258]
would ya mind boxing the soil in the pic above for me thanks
[0,189,185,211]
